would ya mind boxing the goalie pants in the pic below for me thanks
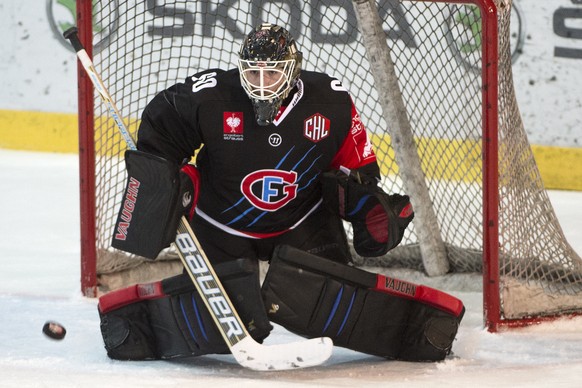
[191,206,353,265]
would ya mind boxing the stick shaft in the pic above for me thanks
[64,27,136,150]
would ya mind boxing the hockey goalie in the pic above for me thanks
[98,23,464,363]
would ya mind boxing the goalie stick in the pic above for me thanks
[63,27,333,371]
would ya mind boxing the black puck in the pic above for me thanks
[43,321,67,340]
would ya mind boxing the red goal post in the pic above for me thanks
[74,0,582,332]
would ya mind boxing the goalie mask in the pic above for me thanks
[238,23,303,126]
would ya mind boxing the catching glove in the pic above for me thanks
[321,168,414,257]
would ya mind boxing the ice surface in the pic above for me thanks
[1,149,582,387]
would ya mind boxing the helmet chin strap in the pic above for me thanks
[252,99,282,126]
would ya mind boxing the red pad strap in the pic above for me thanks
[374,274,464,317]
[98,281,166,313]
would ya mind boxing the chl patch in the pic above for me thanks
[303,113,330,143]
[224,112,244,141]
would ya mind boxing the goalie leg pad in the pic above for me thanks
[99,300,158,360]
[261,245,461,361]
[99,259,272,360]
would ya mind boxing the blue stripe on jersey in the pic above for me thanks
[292,144,316,170]
[221,197,245,214]
[275,146,295,169]
[246,210,268,227]
[222,196,246,214]
[226,206,255,225]
[297,173,319,192]
[297,154,322,182]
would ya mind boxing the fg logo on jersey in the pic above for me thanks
[241,170,298,211]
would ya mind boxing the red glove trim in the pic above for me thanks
[180,164,200,221]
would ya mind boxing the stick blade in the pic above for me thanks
[230,336,333,371]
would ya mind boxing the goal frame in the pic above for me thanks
[72,0,578,332]
[75,0,98,298]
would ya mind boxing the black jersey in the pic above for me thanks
[137,68,379,238]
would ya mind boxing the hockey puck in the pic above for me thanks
[42,321,67,340]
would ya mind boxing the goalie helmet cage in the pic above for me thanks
[75,0,582,332]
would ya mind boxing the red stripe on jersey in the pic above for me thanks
[330,100,377,170]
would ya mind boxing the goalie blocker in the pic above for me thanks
[111,150,199,259]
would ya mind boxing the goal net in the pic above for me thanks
[75,0,582,331]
